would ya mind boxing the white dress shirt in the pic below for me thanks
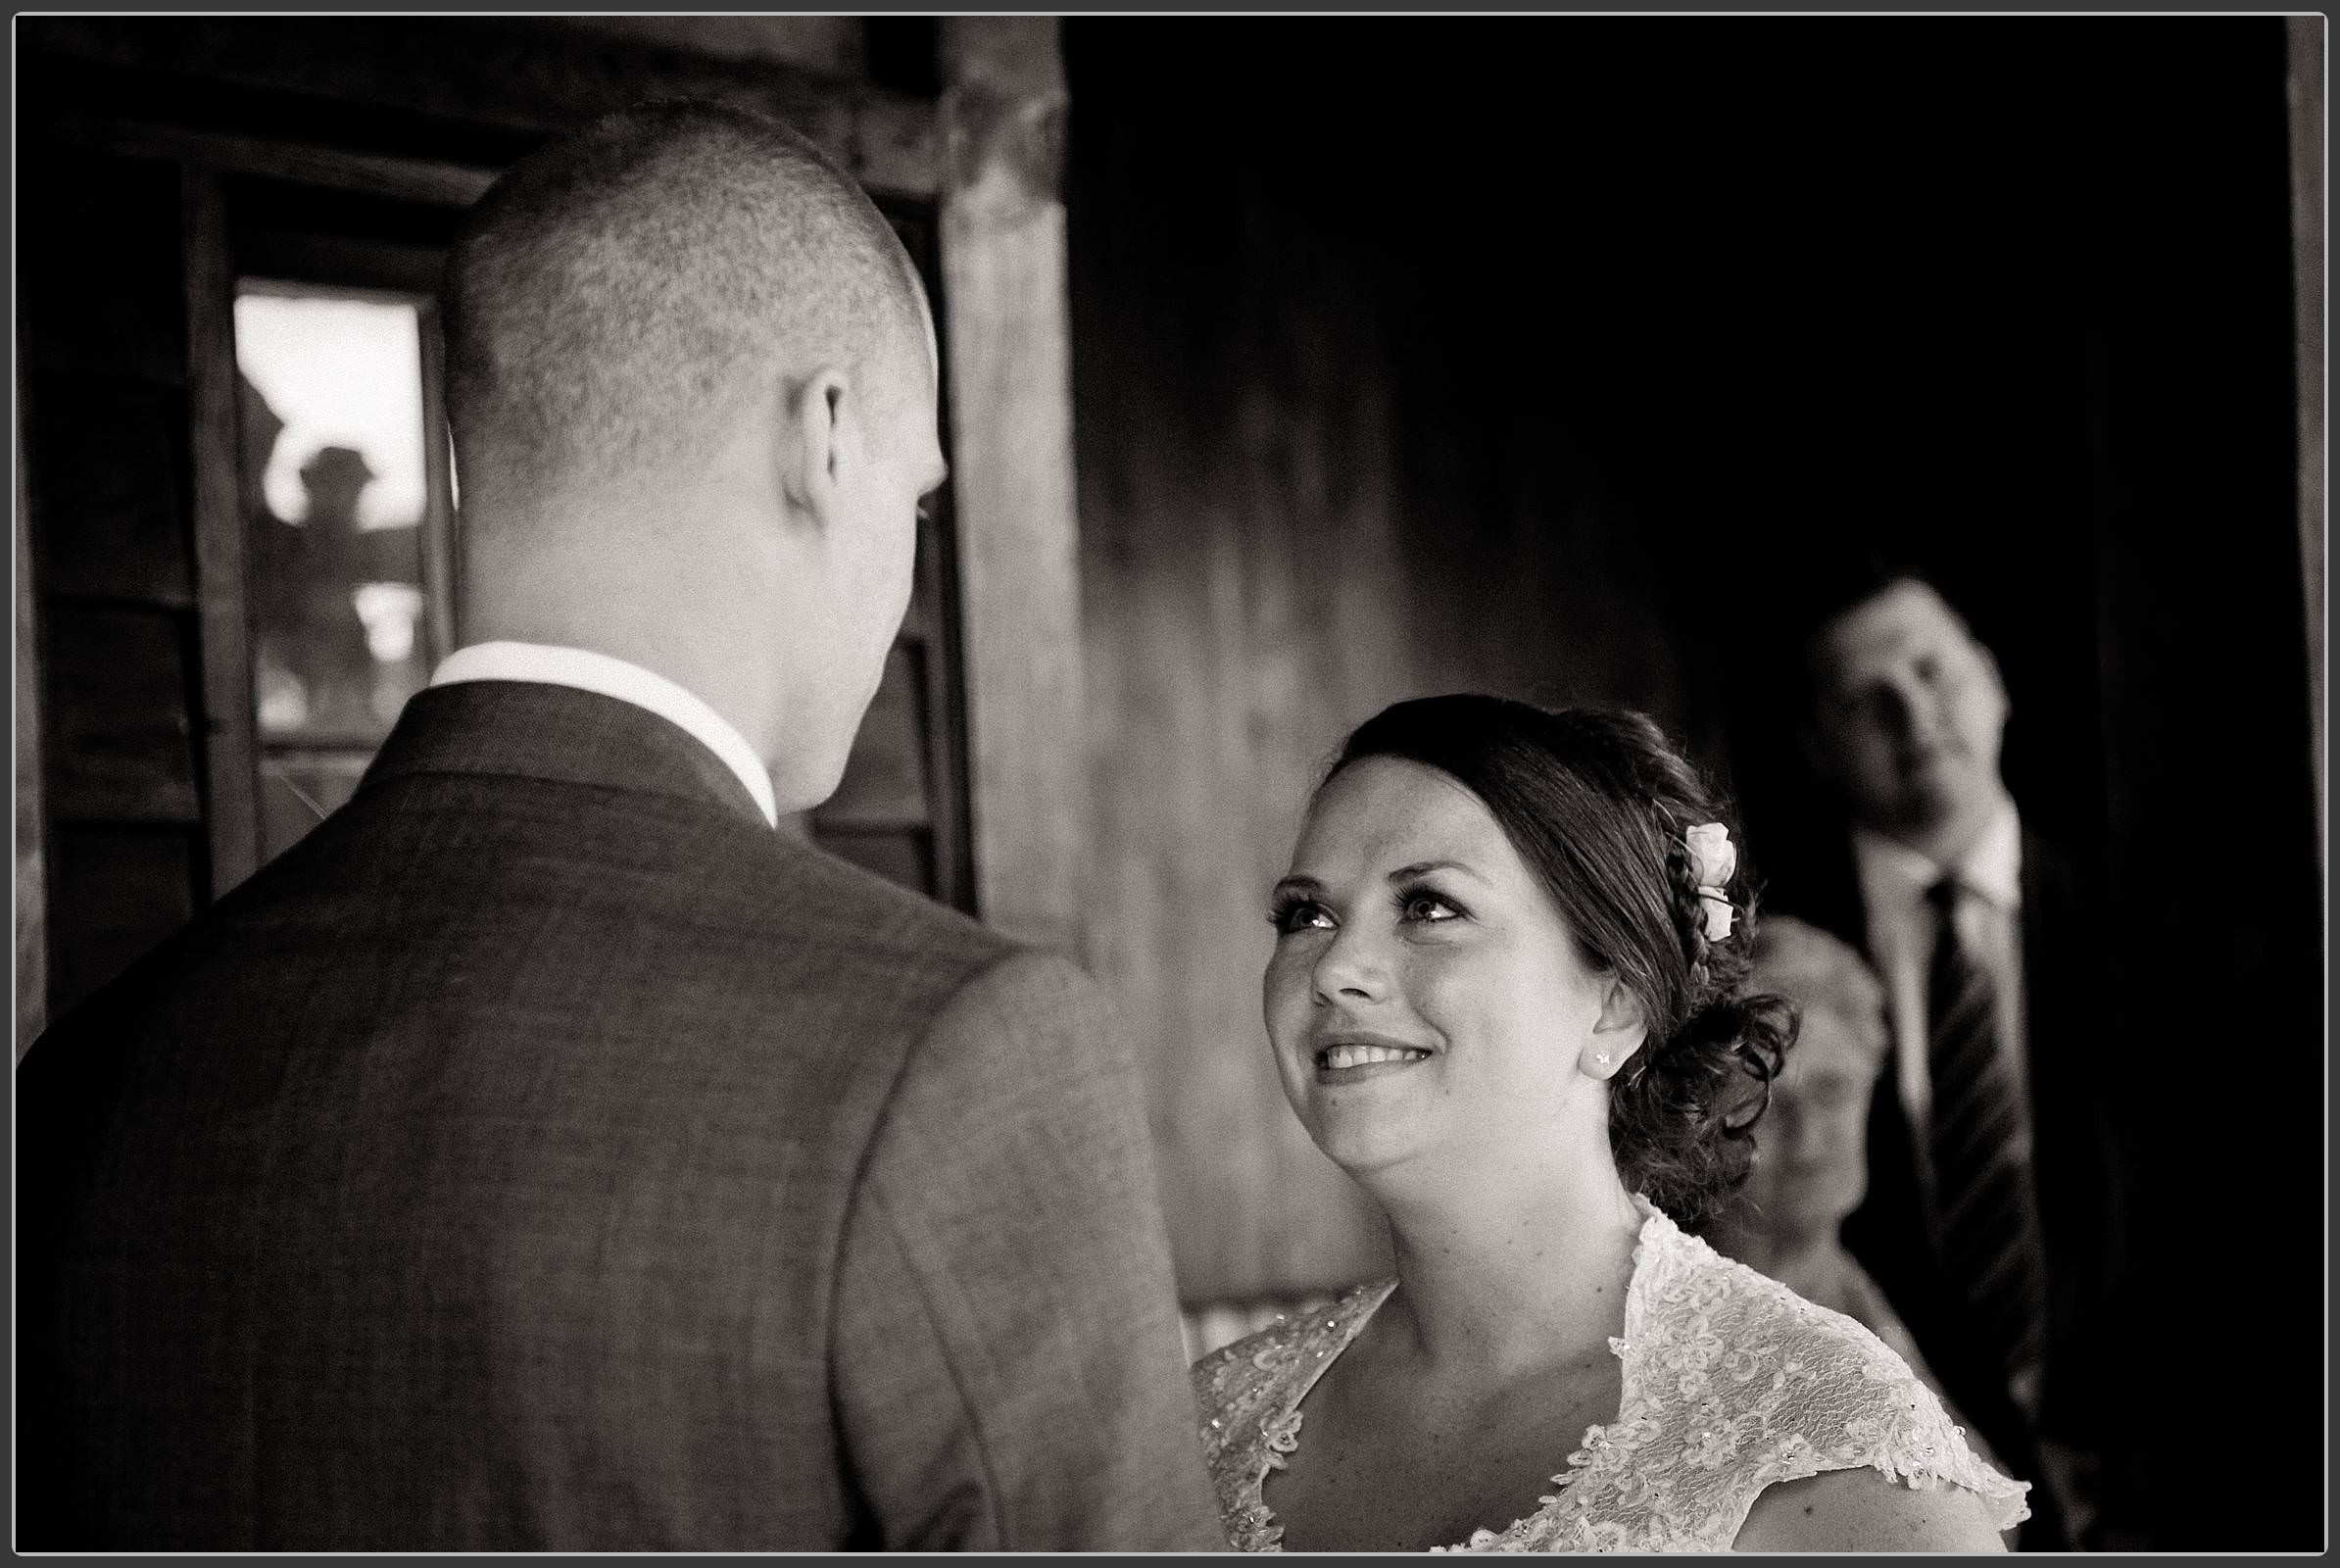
[428,641,777,828]
[1851,801,2031,1212]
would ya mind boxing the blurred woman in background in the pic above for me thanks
[1706,914,2010,1535]
[1705,917,1940,1389]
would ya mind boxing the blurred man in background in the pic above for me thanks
[1771,559,2140,1550]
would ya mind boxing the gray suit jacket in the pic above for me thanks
[19,680,1225,1550]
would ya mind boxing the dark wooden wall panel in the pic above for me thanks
[21,142,213,1018]
[17,147,189,388]
[39,608,203,824]
[18,18,939,202]
[2074,24,2317,1548]
[1067,58,1705,1303]
[46,825,202,1014]
[22,374,196,606]
[1067,22,2314,1363]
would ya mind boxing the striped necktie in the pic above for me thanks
[1925,874,2048,1412]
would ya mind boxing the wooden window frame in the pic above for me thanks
[20,17,1089,973]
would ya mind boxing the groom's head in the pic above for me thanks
[445,100,946,811]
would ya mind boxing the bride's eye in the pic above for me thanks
[1268,897,1335,935]
[1398,888,1464,924]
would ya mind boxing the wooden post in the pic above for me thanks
[936,18,1088,955]
[182,167,261,897]
[16,366,48,1059]
[2287,15,2325,871]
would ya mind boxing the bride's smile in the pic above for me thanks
[1312,1031,1435,1079]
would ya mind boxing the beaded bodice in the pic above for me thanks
[1190,1200,2029,1552]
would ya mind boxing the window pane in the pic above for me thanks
[234,287,433,745]
[235,282,450,868]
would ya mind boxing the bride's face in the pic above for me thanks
[1262,756,1615,1182]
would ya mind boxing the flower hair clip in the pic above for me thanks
[1683,822,1737,942]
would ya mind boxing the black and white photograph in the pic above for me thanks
[11,12,2327,1554]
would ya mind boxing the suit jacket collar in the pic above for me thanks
[359,680,772,828]
[428,642,778,826]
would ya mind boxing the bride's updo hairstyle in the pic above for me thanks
[1329,695,1794,1229]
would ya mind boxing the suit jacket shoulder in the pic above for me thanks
[13,694,1091,1550]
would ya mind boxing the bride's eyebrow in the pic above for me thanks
[1388,859,1484,884]
[1270,875,1323,900]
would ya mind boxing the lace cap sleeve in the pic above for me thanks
[1688,1256,2032,1543]
[1510,1209,2031,1553]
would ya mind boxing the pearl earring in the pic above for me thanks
[1594,1052,1611,1066]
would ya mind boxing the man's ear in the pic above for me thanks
[777,367,853,527]
[1581,977,1649,1082]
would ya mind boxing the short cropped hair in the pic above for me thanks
[1792,550,1934,640]
[1747,914,1887,1064]
[1786,551,1994,709]
[444,100,926,509]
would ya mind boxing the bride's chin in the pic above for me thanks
[1302,1111,1432,1183]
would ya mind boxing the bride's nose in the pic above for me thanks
[1312,923,1389,1005]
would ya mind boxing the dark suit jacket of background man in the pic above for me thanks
[1765,825,2141,1551]
[19,680,1226,1551]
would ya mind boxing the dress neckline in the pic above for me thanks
[1255,1198,1666,1553]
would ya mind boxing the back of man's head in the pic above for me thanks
[439,101,940,807]
[443,100,927,521]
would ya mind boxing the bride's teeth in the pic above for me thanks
[1323,1044,1425,1069]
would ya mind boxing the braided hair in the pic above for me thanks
[1329,696,1795,1230]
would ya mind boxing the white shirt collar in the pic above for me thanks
[428,641,777,828]
[1851,798,2023,911]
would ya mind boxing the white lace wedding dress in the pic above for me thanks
[1191,1198,2029,1552]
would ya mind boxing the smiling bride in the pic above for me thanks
[1192,696,2027,1552]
